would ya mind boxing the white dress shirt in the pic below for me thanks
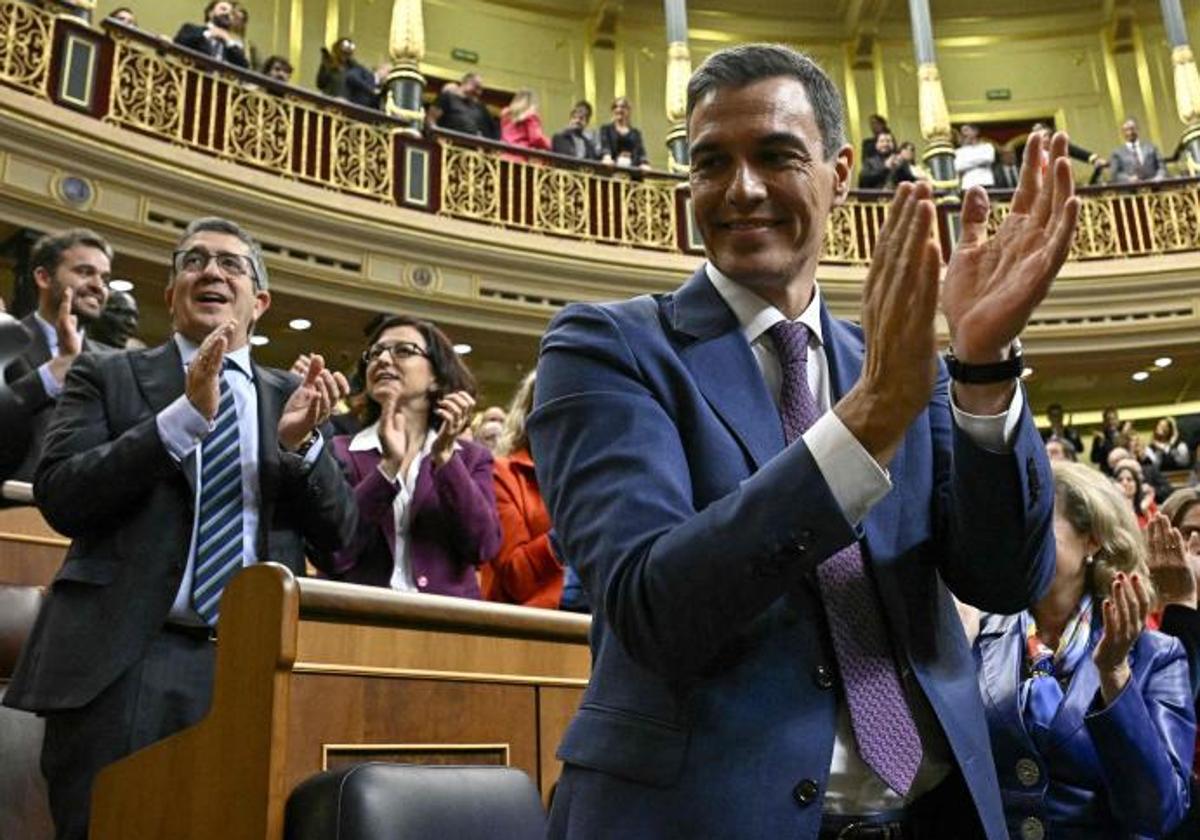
[706,262,1022,814]
[347,423,448,592]
[954,142,996,190]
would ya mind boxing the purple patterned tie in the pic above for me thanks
[768,320,922,796]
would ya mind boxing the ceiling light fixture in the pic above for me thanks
[108,279,134,293]
[1154,357,1173,368]
[288,318,312,331]
[250,335,270,346]
[1132,371,1150,382]
[453,343,472,355]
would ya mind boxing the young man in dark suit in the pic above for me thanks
[173,1,250,69]
[531,44,1078,839]
[2,228,112,484]
[3,217,357,839]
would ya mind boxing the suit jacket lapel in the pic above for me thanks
[19,313,51,368]
[253,363,287,524]
[131,340,194,488]
[667,268,783,470]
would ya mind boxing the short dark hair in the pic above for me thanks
[572,99,593,119]
[203,1,225,19]
[109,6,135,21]
[172,217,268,290]
[354,314,477,426]
[31,228,113,278]
[899,141,916,152]
[686,44,846,159]
[261,55,293,75]
[461,71,482,85]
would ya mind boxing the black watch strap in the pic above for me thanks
[944,348,1023,384]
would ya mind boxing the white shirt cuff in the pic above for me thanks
[37,362,63,399]
[300,431,325,467]
[155,395,212,461]
[803,411,892,527]
[950,384,1024,453]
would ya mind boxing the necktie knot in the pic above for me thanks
[768,320,811,373]
[767,320,817,443]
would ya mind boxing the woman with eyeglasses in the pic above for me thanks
[318,314,501,597]
[974,461,1194,839]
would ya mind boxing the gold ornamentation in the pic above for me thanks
[1070,195,1119,259]
[623,182,676,249]
[534,167,588,236]
[917,62,951,143]
[331,120,392,198]
[822,205,859,263]
[1171,45,1200,126]
[226,86,292,170]
[389,0,425,64]
[441,144,501,222]
[108,43,185,138]
[0,0,53,96]
[664,40,691,125]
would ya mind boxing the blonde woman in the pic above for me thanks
[482,371,562,608]
[500,89,550,153]
[975,461,1194,838]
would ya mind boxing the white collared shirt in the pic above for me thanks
[347,422,442,592]
[706,262,1021,814]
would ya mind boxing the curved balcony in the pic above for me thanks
[0,0,1198,413]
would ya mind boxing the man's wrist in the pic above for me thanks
[282,428,318,454]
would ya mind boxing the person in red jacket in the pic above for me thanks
[500,90,551,162]
[483,371,562,608]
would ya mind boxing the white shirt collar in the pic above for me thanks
[348,421,439,455]
[704,261,824,348]
[173,332,254,380]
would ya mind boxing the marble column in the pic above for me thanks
[907,0,955,183]
[385,0,427,133]
[1160,0,1200,169]
[663,0,691,170]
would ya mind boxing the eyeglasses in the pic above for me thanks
[172,248,256,280]
[362,341,429,364]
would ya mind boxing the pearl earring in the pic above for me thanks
[1084,554,1094,566]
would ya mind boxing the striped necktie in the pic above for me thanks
[768,320,922,796]
[191,368,245,626]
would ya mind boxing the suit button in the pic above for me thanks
[813,664,834,690]
[1019,816,1044,840]
[1015,757,1040,787]
[792,779,819,806]
[416,575,428,588]
[795,529,814,555]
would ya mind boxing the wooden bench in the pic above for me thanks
[0,499,67,587]
[90,563,591,839]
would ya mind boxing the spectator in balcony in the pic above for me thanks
[321,315,501,597]
[1150,417,1193,472]
[173,1,250,69]
[599,96,650,170]
[993,147,1021,190]
[857,131,916,189]
[1126,432,1178,503]
[1092,405,1122,473]
[1045,437,1078,463]
[860,113,889,163]
[500,89,551,154]
[1041,402,1084,455]
[317,37,379,110]
[260,55,294,85]
[3,229,112,484]
[1110,118,1167,183]
[89,289,140,351]
[431,72,499,140]
[552,100,601,161]
[108,7,136,26]
[1020,123,1108,183]
[897,141,932,182]
[229,4,258,71]
[483,371,563,609]
[954,123,995,190]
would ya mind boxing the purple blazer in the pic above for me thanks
[326,434,501,598]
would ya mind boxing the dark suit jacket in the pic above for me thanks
[1,313,105,483]
[2,339,356,712]
[551,128,600,161]
[322,435,500,598]
[976,611,1194,838]
[529,268,1055,839]
[598,123,647,167]
[1109,141,1167,182]
[173,22,249,69]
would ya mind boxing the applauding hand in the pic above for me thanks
[185,320,236,421]
[431,390,476,467]
[1146,513,1199,609]
[1093,571,1151,704]
[46,288,84,386]
[278,353,349,451]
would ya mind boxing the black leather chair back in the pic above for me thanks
[285,763,547,840]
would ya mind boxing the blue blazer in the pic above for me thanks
[975,611,1195,839]
[529,268,1056,839]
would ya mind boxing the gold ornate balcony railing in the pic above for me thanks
[2,0,1200,265]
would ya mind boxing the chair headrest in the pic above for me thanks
[0,584,44,678]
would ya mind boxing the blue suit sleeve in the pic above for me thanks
[529,303,857,679]
[1085,637,1195,836]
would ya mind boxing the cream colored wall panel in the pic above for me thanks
[91,182,142,222]
[365,253,407,288]
[3,154,55,198]
[437,268,476,297]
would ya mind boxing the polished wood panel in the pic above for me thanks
[0,505,66,586]
[90,564,592,840]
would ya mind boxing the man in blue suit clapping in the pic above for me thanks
[529,44,1080,839]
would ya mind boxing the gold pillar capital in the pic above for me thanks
[390,0,425,65]
[664,40,692,126]
[1171,45,1200,125]
[916,62,951,142]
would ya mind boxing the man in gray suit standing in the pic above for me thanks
[1109,118,1167,182]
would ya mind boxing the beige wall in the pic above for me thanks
[92,1,1200,172]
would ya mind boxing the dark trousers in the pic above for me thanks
[40,630,215,840]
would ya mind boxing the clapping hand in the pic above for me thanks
[1146,513,1198,609]
[185,320,236,421]
[430,391,476,466]
[278,354,349,450]
[46,287,83,386]
[942,131,1080,411]
[1093,571,1152,704]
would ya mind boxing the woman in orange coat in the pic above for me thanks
[483,372,563,608]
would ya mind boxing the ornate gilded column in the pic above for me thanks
[1160,0,1200,169]
[663,0,691,171]
[385,0,427,133]
[907,0,955,184]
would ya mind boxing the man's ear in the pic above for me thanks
[33,266,52,292]
[832,143,854,206]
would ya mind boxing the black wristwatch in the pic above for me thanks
[944,340,1023,384]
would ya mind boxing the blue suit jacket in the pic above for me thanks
[529,268,1056,839]
[975,611,1194,839]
